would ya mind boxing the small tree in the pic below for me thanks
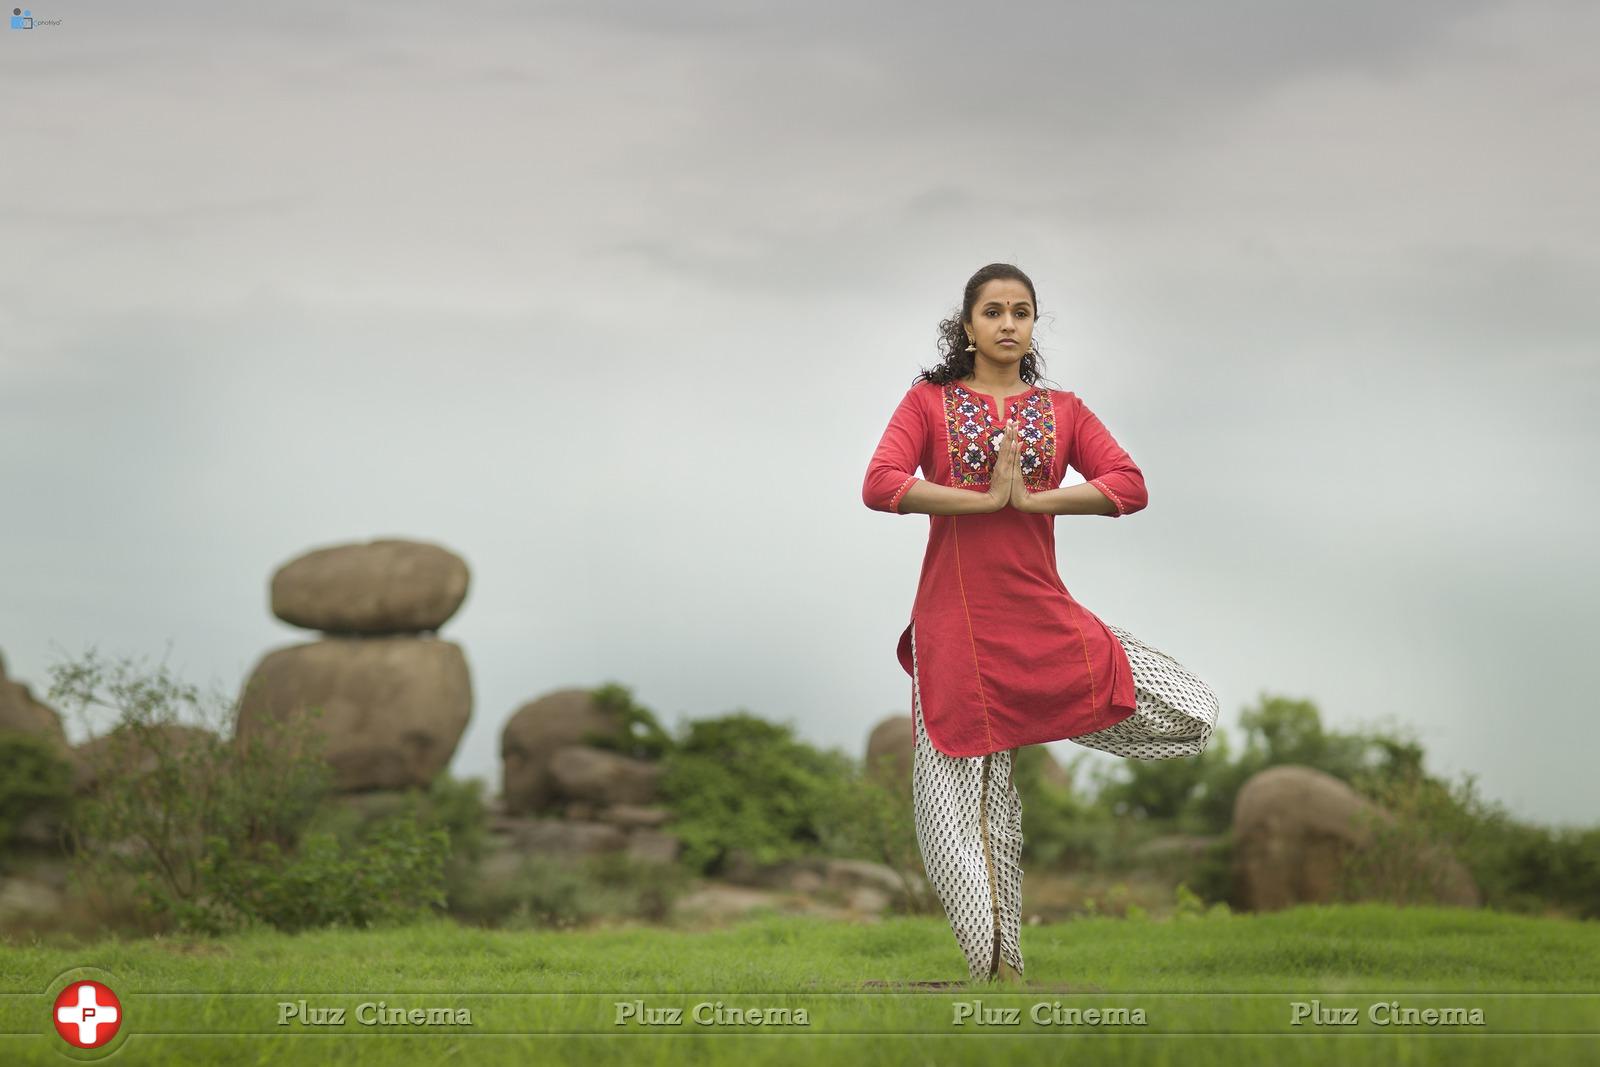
[49,644,448,934]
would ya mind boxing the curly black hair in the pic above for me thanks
[914,262,1055,389]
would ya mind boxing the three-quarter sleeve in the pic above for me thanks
[1067,393,1147,518]
[863,386,926,514]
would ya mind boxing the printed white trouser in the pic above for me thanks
[909,621,1218,980]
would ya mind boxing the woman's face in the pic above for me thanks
[964,279,1035,373]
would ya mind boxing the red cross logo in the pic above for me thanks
[53,980,122,1048]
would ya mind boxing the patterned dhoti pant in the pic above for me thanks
[910,620,1218,980]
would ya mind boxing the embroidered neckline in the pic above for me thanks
[942,383,1056,491]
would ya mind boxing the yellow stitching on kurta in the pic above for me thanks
[950,518,997,753]
[1068,601,1101,732]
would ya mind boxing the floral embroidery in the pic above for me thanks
[943,384,1056,491]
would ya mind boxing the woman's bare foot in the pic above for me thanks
[995,959,1025,986]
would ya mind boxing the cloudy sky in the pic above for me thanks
[3,1,1595,828]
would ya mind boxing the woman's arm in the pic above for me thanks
[863,388,1013,515]
[862,387,928,514]
[1014,480,1120,516]
[1014,394,1147,517]
[898,478,1005,515]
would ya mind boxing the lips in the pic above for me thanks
[1000,339,1018,346]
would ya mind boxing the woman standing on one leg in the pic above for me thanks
[862,262,1219,986]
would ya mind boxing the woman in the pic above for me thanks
[862,262,1218,986]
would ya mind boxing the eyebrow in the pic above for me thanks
[981,301,1031,309]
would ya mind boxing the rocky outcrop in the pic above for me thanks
[1232,764,1480,910]
[0,651,70,755]
[501,689,644,814]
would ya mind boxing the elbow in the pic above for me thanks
[1090,473,1147,518]
[863,472,917,513]
[1120,475,1149,516]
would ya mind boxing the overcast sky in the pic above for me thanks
[3,1,1595,828]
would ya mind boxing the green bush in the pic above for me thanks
[309,775,490,916]
[584,682,675,761]
[811,757,936,914]
[201,811,448,933]
[658,712,855,875]
[46,645,450,935]
[0,732,74,860]
[1339,766,1600,919]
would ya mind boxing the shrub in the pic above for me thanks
[0,732,74,861]
[657,712,855,875]
[47,645,450,935]
[584,682,675,761]
[310,775,490,916]
[812,757,937,915]
[201,811,448,933]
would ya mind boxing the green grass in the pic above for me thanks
[2,904,1597,1065]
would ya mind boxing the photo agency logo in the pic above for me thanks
[52,980,122,1050]
[11,7,61,28]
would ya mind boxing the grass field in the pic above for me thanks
[2,903,1598,1065]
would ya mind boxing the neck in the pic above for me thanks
[963,358,1025,390]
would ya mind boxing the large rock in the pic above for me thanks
[0,652,70,755]
[271,539,470,634]
[1232,764,1480,911]
[546,744,662,807]
[865,715,913,787]
[235,636,471,792]
[501,689,629,814]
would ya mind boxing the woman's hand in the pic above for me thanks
[1007,425,1037,513]
[985,420,1022,512]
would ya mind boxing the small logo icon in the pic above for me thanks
[53,980,122,1049]
[11,7,34,29]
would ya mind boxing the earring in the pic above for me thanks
[965,338,976,352]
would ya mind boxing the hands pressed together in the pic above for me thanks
[985,419,1040,514]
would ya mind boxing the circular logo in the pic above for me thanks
[52,980,123,1049]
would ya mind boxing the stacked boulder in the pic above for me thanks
[493,688,678,866]
[235,538,472,792]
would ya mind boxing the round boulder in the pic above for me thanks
[271,538,470,634]
[1232,763,1480,911]
[500,688,628,814]
[865,715,913,788]
[546,744,662,806]
[235,635,471,792]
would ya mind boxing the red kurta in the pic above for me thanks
[863,379,1148,757]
